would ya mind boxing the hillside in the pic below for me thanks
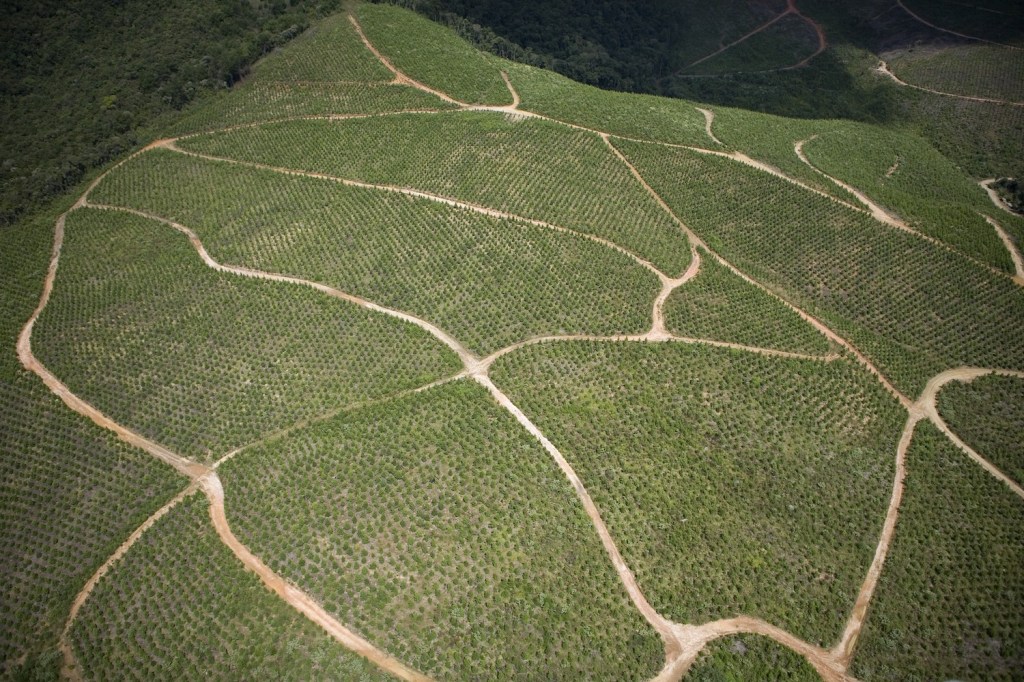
[394,0,1024,181]
[2,2,1023,681]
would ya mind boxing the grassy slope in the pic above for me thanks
[90,149,659,355]
[220,380,664,681]
[70,494,393,681]
[937,375,1024,487]
[851,423,1024,680]
[34,208,458,463]
[491,341,903,646]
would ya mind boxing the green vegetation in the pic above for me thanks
[34,208,459,463]
[0,377,184,679]
[70,494,392,681]
[356,3,511,104]
[0,0,341,227]
[89,148,659,355]
[664,253,832,355]
[499,59,711,146]
[220,379,664,680]
[938,375,1024,486]
[179,111,693,275]
[490,341,903,645]
[613,138,1024,396]
[0,204,184,679]
[802,127,1014,270]
[687,635,822,681]
[851,422,1024,680]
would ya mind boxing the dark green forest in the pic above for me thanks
[0,0,340,227]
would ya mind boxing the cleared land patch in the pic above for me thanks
[851,422,1024,680]
[490,341,903,646]
[33,208,459,463]
[69,494,391,681]
[177,111,694,276]
[90,148,659,355]
[219,379,665,681]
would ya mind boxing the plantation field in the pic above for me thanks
[34,208,458,463]
[938,374,1024,487]
[356,3,511,105]
[490,341,904,645]
[219,380,664,680]
[70,494,392,681]
[613,137,1024,397]
[168,82,455,136]
[177,111,694,276]
[663,253,832,356]
[800,126,1015,270]
[6,1,1024,679]
[89,149,659,355]
[851,423,1024,680]
[888,45,1024,103]
[499,60,712,146]
[688,635,822,681]
[251,13,393,84]
[0,208,186,680]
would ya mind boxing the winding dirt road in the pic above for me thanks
[602,133,910,409]
[834,365,1024,666]
[694,107,723,146]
